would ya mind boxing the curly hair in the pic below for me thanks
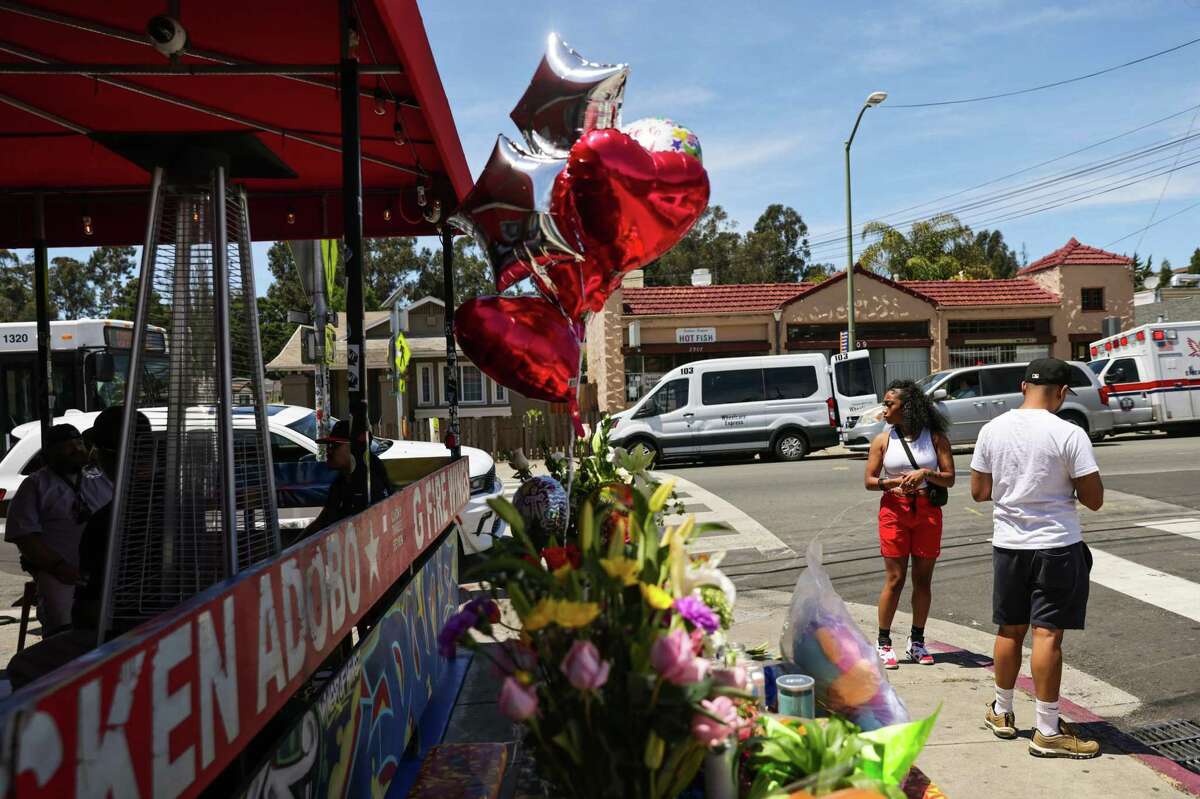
[886,379,948,437]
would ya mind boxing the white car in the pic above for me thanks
[0,405,506,554]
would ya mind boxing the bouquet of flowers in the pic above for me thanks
[439,474,744,799]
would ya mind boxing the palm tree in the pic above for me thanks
[858,213,978,280]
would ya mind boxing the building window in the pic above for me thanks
[788,321,929,343]
[947,318,1049,336]
[459,365,484,404]
[492,379,508,404]
[417,363,436,406]
[1081,287,1105,311]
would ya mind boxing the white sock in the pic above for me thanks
[1035,699,1060,736]
[993,687,1014,715]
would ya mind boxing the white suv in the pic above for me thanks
[0,405,506,554]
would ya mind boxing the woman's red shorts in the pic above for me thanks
[878,493,943,559]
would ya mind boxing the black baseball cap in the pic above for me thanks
[44,423,82,446]
[316,419,352,444]
[1023,358,1076,394]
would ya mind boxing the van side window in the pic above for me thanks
[943,370,981,399]
[639,378,689,417]
[1106,358,1140,384]
[980,366,1025,396]
[764,366,819,400]
[702,369,765,405]
[1068,366,1094,388]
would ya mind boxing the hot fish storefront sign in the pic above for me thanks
[0,458,470,799]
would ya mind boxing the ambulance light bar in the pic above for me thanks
[1136,331,1145,342]
[1152,330,1166,341]
[1091,346,1098,357]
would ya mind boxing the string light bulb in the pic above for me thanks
[393,119,406,146]
[286,208,296,225]
[82,215,94,236]
[382,206,392,222]
[192,208,200,223]
[372,83,387,116]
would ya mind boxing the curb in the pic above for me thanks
[925,640,1200,797]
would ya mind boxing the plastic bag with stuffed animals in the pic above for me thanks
[780,538,909,731]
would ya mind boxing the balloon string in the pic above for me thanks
[564,341,584,535]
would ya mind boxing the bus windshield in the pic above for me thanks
[95,352,170,408]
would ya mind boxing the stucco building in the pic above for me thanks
[586,238,1134,411]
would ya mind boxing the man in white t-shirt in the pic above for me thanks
[970,358,1104,760]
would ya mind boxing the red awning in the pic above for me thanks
[0,0,472,246]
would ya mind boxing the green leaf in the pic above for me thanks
[488,497,534,552]
[579,499,595,553]
[648,479,675,513]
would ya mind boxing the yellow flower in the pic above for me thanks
[554,601,601,629]
[523,599,558,631]
[553,564,573,581]
[640,583,673,610]
[601,556,640,587]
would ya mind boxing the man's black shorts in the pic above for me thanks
[992,542,1093,630]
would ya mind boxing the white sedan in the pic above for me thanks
[0,404,506,554]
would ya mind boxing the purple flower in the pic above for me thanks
[674,594,720,634]
[438,610,474,658]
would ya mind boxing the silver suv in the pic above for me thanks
[844,361,1115,451]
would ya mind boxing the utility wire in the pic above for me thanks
[805,100,1200,245]
[800,132,1200,257]
[885,35,1200,108]
[1107,197,1200,248]
[1132,105,1200,253]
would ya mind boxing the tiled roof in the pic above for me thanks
[623,283,812,315]
[1019,238,1131,275]
[903,279,1060,306]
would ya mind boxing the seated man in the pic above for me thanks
[4,424,112,634]
[945,375,979,400]
[298,419,393,541]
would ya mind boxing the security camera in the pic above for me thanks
[146,15,187,56]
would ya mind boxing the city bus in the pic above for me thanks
[0,319,168,453]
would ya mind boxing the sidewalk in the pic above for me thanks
[729,587,1198,798]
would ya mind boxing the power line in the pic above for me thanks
[885,35,1200,109]
[1107,197,1200,248]
[1133,105,1200,253]
[805,100,1200,244]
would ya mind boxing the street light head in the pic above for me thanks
[865,91,888,107]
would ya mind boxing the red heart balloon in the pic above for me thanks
[454,296,584,434]
[552,128,709,312]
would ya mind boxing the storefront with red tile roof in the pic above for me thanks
[585,240,1134,411]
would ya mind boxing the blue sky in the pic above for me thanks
[20,1,1200,294]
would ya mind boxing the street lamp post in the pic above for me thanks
[844,90,887,352]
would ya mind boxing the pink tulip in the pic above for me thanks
[560,640,611,691]
[651,628,710,686]
[692,696,739,748]
[498,676,539,722]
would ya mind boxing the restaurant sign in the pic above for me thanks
[0,458,470,799]
[675,327,717,344]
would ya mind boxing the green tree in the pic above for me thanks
[50,257,94,318]
[969,229,1021,279]
[86,246,136,314]
[736,204,812,283]
[110,277,171,329]
[399,237,493,304]
[1189,247,1200,275]
[1157,258,1174,289]
[1127,252,1150,290]
[859,213,978,280]
[0,250,37,320]
[647,205,742,286]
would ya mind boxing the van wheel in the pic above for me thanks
[1059,412,1089,436]
[626,437,660,467]
[773,430,809,461]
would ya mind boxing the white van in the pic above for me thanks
[609,351,878,462]
[1088,320,1200,435]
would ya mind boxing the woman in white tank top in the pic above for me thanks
[864,380,955,670]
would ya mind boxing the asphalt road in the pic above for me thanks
[660,431,1200,733]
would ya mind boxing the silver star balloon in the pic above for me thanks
[510,32,630,159]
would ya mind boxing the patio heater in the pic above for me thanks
[96,133,287,641]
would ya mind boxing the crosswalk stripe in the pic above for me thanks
[1134,517,1200,541]
[1087,547,1200,623]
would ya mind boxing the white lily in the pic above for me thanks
[682,551,736,608]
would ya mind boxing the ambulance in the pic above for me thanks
[1087,321,1200,435]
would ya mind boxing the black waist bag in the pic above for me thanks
[897,434,948,508]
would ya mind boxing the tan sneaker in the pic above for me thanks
[984,702,1017,739]
[1029,721,1101,759]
